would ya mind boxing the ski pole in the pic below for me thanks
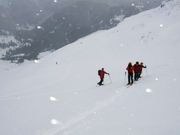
[108,74,112,84]
[124,72,126,84]
[145,67,148,76]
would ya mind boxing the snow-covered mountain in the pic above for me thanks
[0,1,136,63]
[0,0,180,135]
[0,0,163,63]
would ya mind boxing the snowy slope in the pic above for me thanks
[0,0,180,135]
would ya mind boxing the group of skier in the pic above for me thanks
[97,62,146,86]
[126,62,146,85]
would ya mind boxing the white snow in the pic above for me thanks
[131,3,135,6]
[34,59,40,63]
[0,35,19,44]
[38,51,52,59]
[160,24,164,28]
[37,26,43,30]
[16,24,35,31]
[53,0,58,3]
[0,0,180,135]
[49,96,58,102]
[0,35,22,57]
[50,119,60,125]
[145,88,152,93]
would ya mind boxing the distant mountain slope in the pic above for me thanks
[0,0,163,63]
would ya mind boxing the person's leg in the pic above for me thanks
[98,78,104,85]
[135,72,139,81]
[139,72,142,78]
[128,74,131,85]
[137,73,139,80]
[131,74,133,84]
[134,73,137,81]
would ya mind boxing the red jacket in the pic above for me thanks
[126,66,133,74]
[139,65,146,72]
[99,70,109,79]
[133,64,140,73]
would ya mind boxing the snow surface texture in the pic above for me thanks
[0,0,180,135]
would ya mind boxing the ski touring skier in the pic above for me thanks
[138,62,147,78]
[133,61,140,81]
[97,68,110,86]
[126,62,134,85]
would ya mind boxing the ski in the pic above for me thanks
[126,84,133,88]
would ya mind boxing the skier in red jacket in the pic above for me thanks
[126,62,134,85]
[133,61,140,81]
[138,62,147,78]
[97,68,110,86]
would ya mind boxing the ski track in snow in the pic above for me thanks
[0,82,112,101]
[37,79,143,135]
[39,86,127,135]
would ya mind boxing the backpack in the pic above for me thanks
[98,70,101,76]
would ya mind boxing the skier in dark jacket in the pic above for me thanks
[97,68,109,86]
[138,62,147,78]
[126,62,134,85]
[133,61,140,81]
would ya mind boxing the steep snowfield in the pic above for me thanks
[0,1,180,135]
